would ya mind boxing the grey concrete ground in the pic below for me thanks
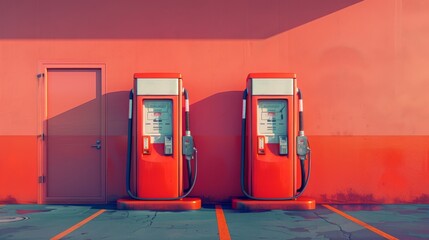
[0,204,428,239]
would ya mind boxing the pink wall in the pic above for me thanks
[1,0,428,203]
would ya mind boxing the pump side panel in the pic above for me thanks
[135,95,181,198]
[250,95,296,198]
[247,75,297,198]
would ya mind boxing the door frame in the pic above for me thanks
[37,63,107,204]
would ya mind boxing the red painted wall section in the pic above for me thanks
[1,0,429,203]
[0,136,38,203]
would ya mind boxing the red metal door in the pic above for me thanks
[42,66,105,203]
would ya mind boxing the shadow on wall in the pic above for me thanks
[44,90,130,137]
[42,90,245,202]
[42,91,130,201]
[105,91,131,200]
[0,195,18,204]
[188,91,244,202]
[0,0,362,39]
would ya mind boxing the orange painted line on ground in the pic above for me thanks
[322,204,398,240]
[215,205,231,240]
[50,209,106,240]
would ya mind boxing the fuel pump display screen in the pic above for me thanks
[257,100,287,143]
[143,100,172,143]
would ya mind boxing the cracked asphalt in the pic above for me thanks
[0,204,428,239]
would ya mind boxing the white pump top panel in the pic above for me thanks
[136,78,179,95]
[251,78,294,96]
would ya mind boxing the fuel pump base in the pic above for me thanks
[232,197,316,211]
[117,198,201,211]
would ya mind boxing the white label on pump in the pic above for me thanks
[128,99,133,119]
[257,100,287,143]
[143,100,173,143]
[144,137,150,149]
[242,99,246,119]
[185,99,189,112]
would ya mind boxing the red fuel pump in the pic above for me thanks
[232,73,315,210]
[117,73,200,210]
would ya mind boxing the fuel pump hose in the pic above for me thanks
[297,89,309,193]
[183,88,193,191]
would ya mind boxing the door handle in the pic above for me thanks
[91,140,101,150]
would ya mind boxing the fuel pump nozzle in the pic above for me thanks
[296,135,309,161]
